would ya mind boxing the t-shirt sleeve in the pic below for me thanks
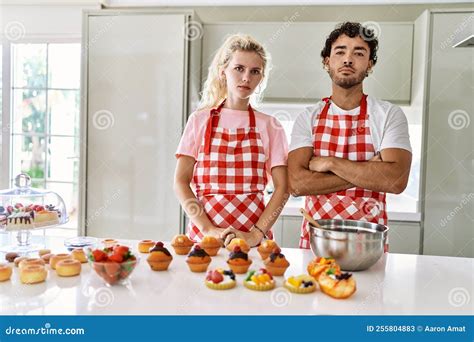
[267,116,289,169]
[380,105,412,153]
[175,113,199,159]
[289,108,314,152]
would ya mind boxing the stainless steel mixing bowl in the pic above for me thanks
[308,219,389,271]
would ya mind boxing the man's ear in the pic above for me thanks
[323,56,330,70]
[367,59,373,71]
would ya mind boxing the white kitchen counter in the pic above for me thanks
[0,236,472,315]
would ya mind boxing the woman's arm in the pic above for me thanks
[173,155,224,239]
[221,165,290,247]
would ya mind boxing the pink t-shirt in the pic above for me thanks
[176,108,288,173]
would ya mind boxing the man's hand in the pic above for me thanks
[309,156,333,172]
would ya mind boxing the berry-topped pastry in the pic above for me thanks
[307,256,340,281]
[226,238,250,253]
[200,235,221,256]
[318,267,356,299]
[243,268,275,291]
[257,240,279,260]
[147,242,173,271]
[284,275,317,294]
[205,268,236,290]
[171,234,194,255]
[263,247,290,276]
[227,246,252,274]
[186,245,211,272]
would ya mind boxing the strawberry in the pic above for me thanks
[92,249,107,262]
[34,205,44,212]
[211,270,224,284]
[14,203,23,209]
[113,245,129,256]
[103,262,121,276]
[109,253,123,263]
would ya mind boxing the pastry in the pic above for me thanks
[200,236,221,256]
[14,256,28,267]
[263,247,290,276]
[6,211,34,229]
[243,268,275,291]
[102,239,118,248]
[284,275,317,294]
[227,246,252,274]
[138,240,155,253]
[71,248,87,263]
[307,256,339,281]
[56,259,81,277]
[50,253,72,270]
[171,234,194,255]
[147,242,173,271]
[257,240,279,260]
[34,210,59,226]
[20,264,47,284]
[226,238,250,253]
[318,268,356,299]
[41,253,53,264]
[0,263,12,281]
[19,258,45,270]
[205,268,236,290]
[185,245,211,272]
[5,252,19,262]
[38,249,51,257]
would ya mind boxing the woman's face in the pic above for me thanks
[222,50,264,100]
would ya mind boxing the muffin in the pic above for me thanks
[171,234,194,255]
[71,248,88,263]
[227,246,252,274]
[284,274,317,294]
[205,268,236,290]
[257,240,279,260]
[243,268,275,291]
[138,240,155,253]
[147,242,173,271]
[200,236,221,256]
[263,247,290,276]
[185,245,211,272]
[318,268,356,299]
[226,238,250,253]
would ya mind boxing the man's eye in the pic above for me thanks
[235,66,243,71]
[335,51,344,55]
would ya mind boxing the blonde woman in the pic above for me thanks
[174,34,288,248]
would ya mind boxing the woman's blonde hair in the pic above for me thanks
[198,34,271,110]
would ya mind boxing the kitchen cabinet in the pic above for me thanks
[81,10,200,240]
[275,216,421,254]
[421,10,474,258]
[203,22,413,103]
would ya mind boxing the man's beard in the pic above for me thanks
[328,68,366,89]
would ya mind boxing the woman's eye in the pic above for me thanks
[251,69,261,75]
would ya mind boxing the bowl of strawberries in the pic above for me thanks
[87,245,139,285]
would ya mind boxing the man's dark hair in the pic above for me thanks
[320,22,379,65]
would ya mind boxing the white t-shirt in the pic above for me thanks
[289,95,412,153]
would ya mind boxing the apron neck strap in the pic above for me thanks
[320,94,368,118]
[204,100,255,154]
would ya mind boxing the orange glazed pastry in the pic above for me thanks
[171,234,194,255]
[264,247,290,276]
[318,268,356,299]
[185,245,211,272]
[50,254,72,270]
[0,263,12,282]
[147,242,173,271]
[307,256,339,281]
[138,240,155,253]
[71,248,88,263]
[227,246,252,274]
[200,236,221,256]
[55,259,81,277]
[226,238,250,253]
[257,240,279,260]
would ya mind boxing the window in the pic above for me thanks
[9,43,81,233]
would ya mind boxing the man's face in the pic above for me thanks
[325,34,373,89]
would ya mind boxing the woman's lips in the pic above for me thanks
[238,85,251,90]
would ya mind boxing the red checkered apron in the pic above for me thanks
[187,100,272,242]
[299,94,387,249]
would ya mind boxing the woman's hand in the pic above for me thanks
[220,227,264,248]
